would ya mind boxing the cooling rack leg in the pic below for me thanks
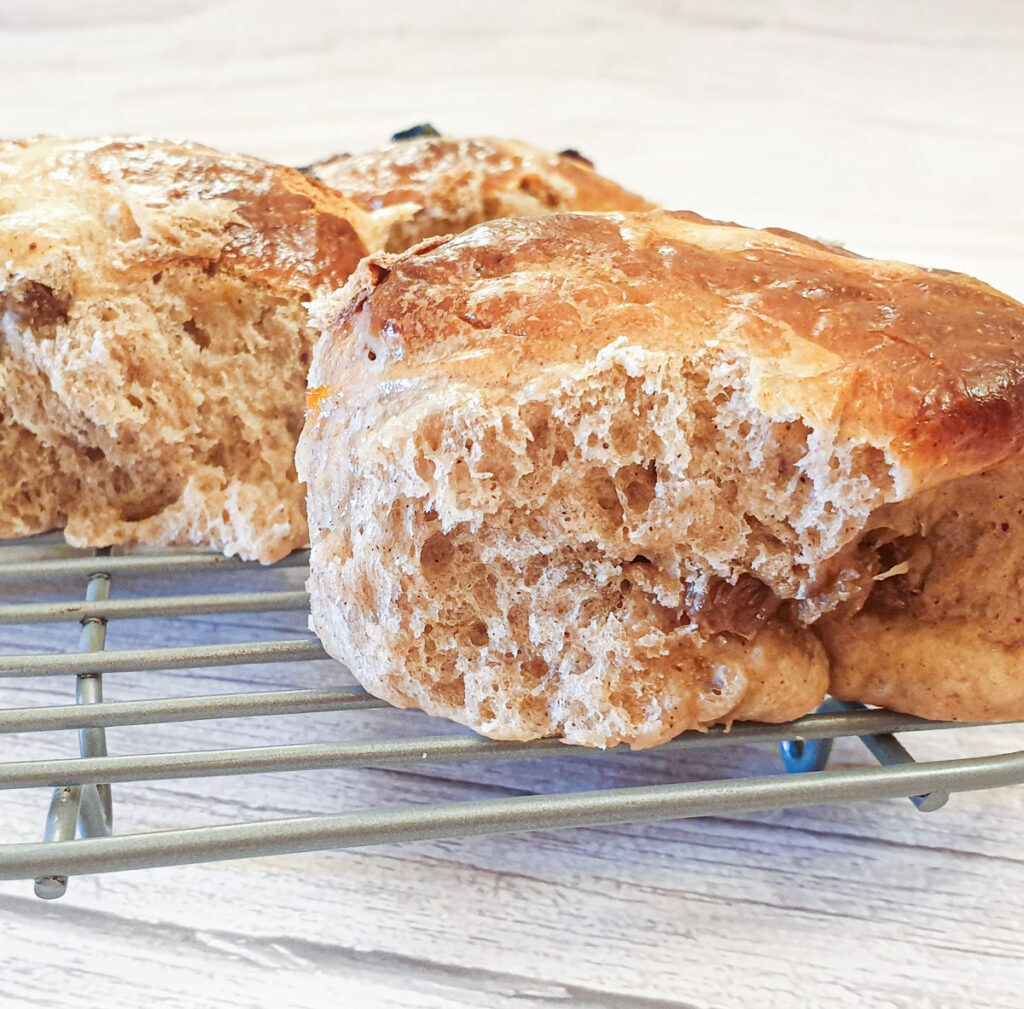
[782,699,947,810]
[33,786,81,899]
[830,699,950,812]
[75,557,114,837]
[76,675,112,836]
[77,782,111,837]
[780,699,843,772]
[779,736,834,773]
[32,552,116,899]
[858,728,950,812]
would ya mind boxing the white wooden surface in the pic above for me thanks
[2,2,1024,1006]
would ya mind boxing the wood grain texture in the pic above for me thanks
[2,2,1024,1006]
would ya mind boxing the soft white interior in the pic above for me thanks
[1,265,313,561]
[300,335,915,745]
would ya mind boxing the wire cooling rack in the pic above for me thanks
[2,533,1024,900]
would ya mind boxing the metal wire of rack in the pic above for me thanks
[2,533,1024,900]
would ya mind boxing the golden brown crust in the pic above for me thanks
[0,136,374,292]
[324,210,1024,494]
[824,618,1024,722]
[0,136,379,560]
[309,136,655,252]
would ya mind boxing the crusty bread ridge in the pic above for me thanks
[299,210,1024,745]
[308,136,655,252]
